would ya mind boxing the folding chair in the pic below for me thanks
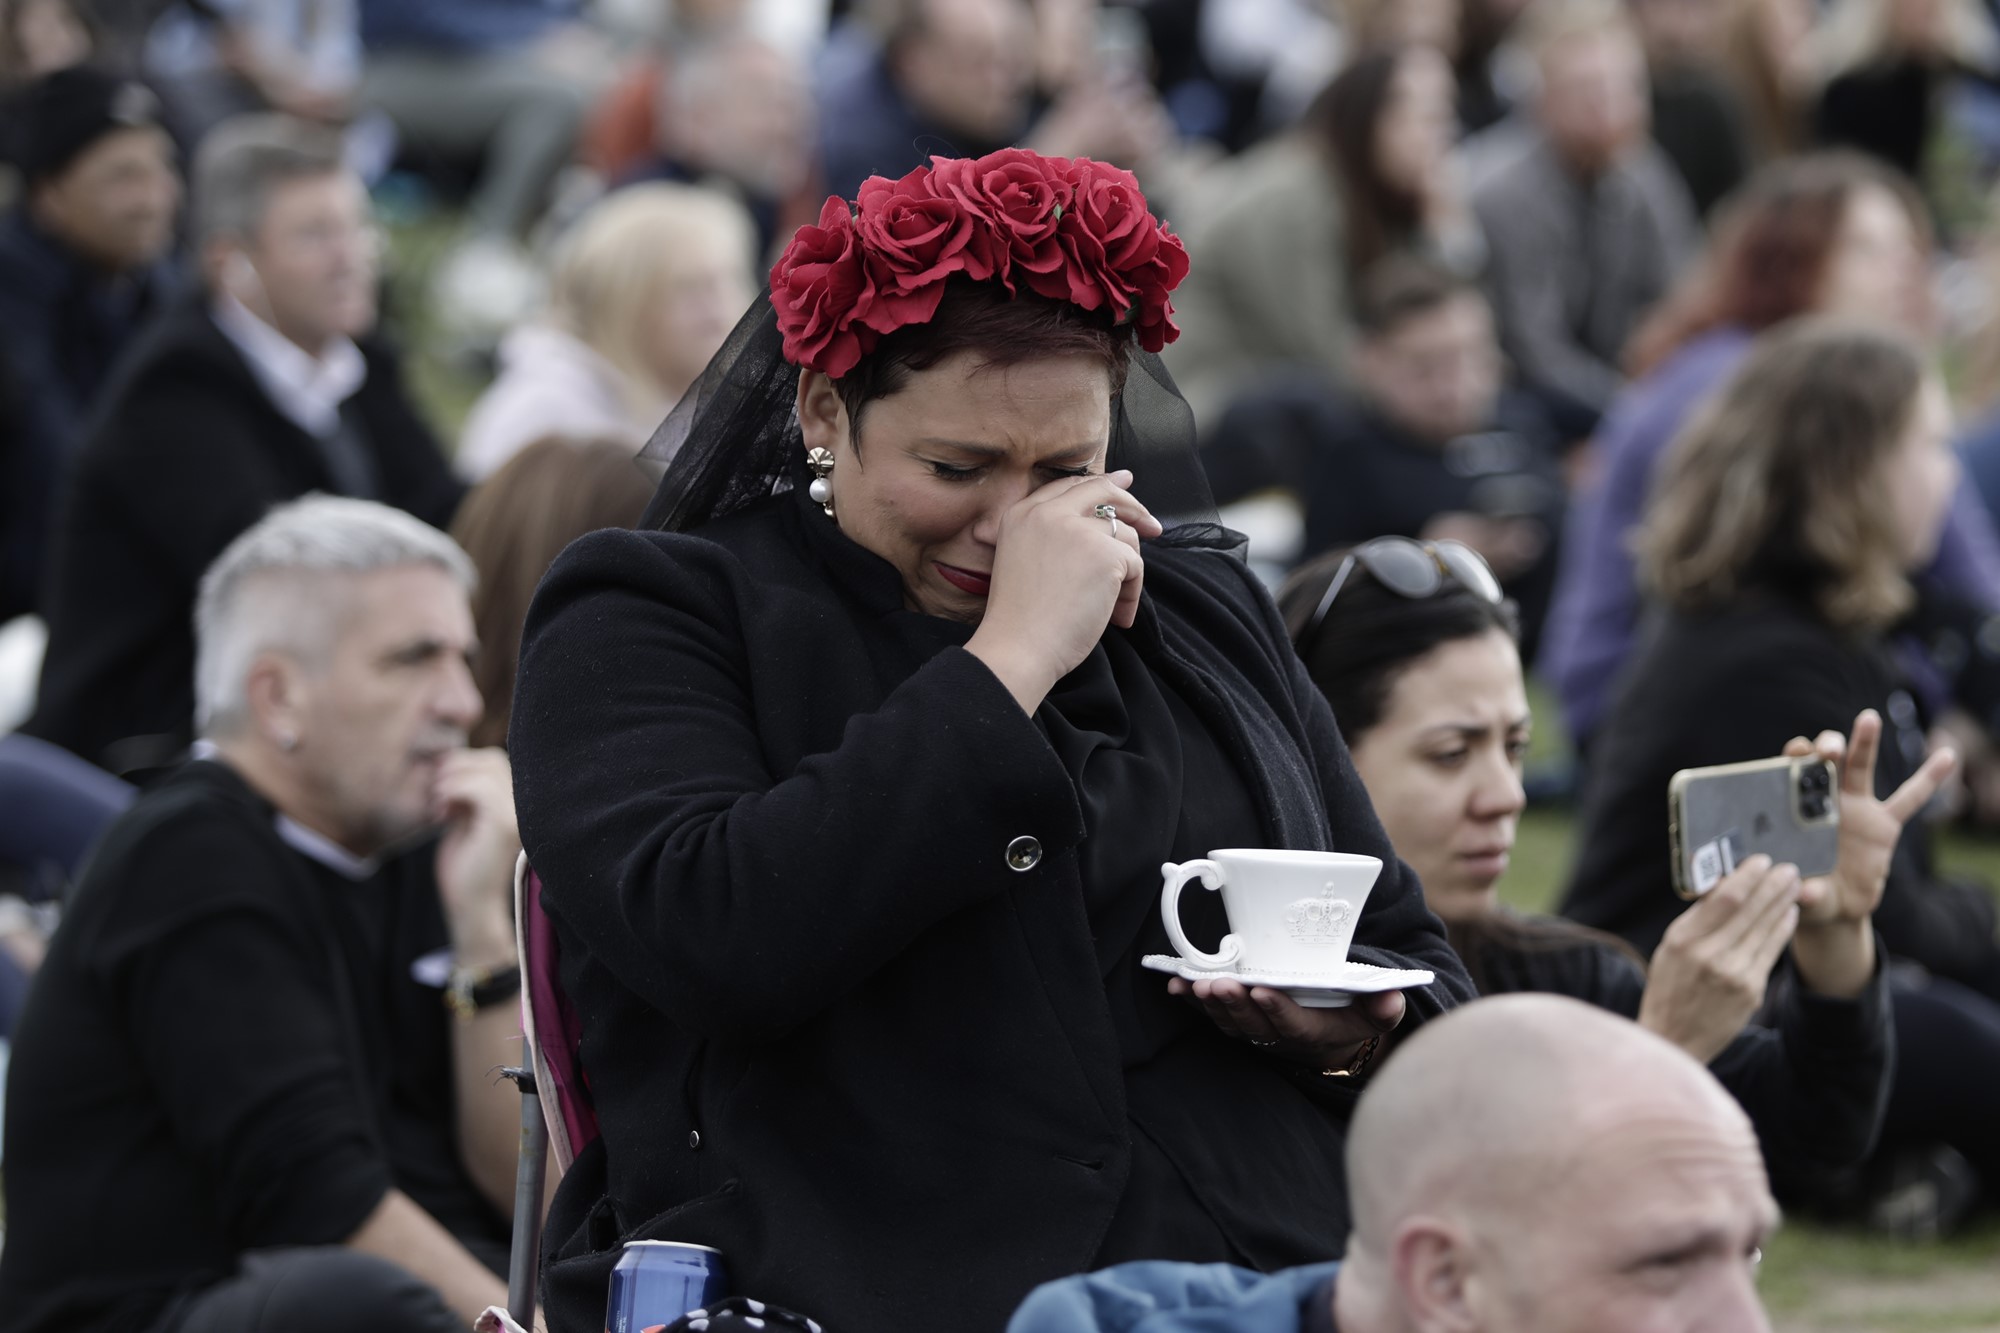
[502,852,605,1329]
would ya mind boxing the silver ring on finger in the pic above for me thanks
[1093,502,1119,536]
[1249,1038,1279,1048]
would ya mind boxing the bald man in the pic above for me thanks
[1007,994,1776,1333]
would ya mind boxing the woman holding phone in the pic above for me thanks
[1565,318,2000,1221]
[1281,533,1935,1204]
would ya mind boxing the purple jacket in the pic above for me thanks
[1539,326,2000,740]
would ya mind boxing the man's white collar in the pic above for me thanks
[212,290,367,438]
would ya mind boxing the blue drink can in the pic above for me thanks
[605,1240,729,1333]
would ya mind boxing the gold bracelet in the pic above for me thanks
[1320,1033,1382,1079]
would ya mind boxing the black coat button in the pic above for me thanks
[1005,836,1042,871]
[689,1130,702,1150]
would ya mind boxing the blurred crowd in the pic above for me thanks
[9,0,2000,1327]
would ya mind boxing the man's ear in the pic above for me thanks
[243,652,308,750]
[1392,1217,1483,1333]
[796,368,849,453]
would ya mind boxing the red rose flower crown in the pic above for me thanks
[769,148,1191,380]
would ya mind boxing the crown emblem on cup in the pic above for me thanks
[1283,883,1356,944]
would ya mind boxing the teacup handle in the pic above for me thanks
[1160,859,1243,970]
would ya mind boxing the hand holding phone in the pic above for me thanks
[1781,711,1957,929]
[1639,854,1801,1063]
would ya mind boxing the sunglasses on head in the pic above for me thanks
[1302,537,1505,643]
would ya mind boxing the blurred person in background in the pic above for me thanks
[1305,42,1482,286]
[356,0,602,327]
[1189,0,1346,136]
[613,29,818,258]
[0,66,181,623]
[816,0,1172,200]
[1628,0,1754,216]
[1169,42,1474,428]
[0,496,522,1333]
[0,0,92,87]
[1279,539,1918,1207]
[1723,0,1818,161]
[1563,321,2000,1230]
[578,0,747,182]
[1199,0,1462,133]
[1454,0,1537,131]
[26,113,462,777]
[450,436,653,750]
[456,182,758,480]
[1815,0,1999,188]
[1471,0,1698,439]
[1541,152,2000,748]
[140,0,364,145]
[1202,257,1565,655]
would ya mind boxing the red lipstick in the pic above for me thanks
[936,562,991,597]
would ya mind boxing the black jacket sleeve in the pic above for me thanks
[1496,929,1891,1199]
[512,529,1087,1043]
[96,813,392,1248]
[1705,950,1895,1202]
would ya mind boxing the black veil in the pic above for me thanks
[637,292,1235,549]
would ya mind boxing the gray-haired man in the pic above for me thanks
[1,496,524,1333]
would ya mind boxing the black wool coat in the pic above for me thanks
[25,299,463,773]
[510,489,1472,1333]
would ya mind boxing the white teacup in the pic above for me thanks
[1160,848,1383,976]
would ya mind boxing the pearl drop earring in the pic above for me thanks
[807,447,836,518]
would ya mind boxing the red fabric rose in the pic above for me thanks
[855,165,997,299]
[1020,157,1185,351]
[770,151,1188,375]
[1029,159,1153,308]
[928,148,1069,291]
[769,195,878,378]
[1125,227,1190,353]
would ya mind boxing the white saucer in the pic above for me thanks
[1142,954,1436,1008]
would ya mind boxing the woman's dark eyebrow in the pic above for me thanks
[915,438,1099,461]
[1416,714,1534,744]
[1417,722,1493,743]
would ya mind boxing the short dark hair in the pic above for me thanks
[1278,548,1521,743]
[1352,253,1485,340]
[833,275,1134,438]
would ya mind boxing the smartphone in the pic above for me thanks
[1667,755,1839,900]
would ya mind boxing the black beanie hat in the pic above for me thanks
[10,66,164,184]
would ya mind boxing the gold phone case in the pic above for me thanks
[1668,755,1840,900]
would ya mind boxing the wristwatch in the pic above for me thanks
[444,961,522,1022]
